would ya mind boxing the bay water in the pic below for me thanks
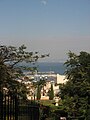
[36,62,65,75]
[17,62,66,75]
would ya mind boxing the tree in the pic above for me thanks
[35,79,46,100]
[49,83,54,100]
[59,51,90,118]
[37,85,41,100]
[0,44,49,99]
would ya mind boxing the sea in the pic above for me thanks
[18,62,66,75]
[37,62,65,75]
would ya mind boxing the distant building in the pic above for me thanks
[18,72,67,100]
[56,74,67,84]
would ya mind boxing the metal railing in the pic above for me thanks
[0,90,18,120]
[0,90,40,120]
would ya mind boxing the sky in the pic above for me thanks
[0,0,90,62]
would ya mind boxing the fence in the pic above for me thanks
[1,89,86,120]
[0,90,40,120]
[0,90,18,120]
[18,100,40,120]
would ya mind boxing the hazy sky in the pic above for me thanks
[0,0,90,62]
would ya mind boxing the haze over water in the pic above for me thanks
[18,62,65,75]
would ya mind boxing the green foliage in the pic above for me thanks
[40,100,55,107]
[60,51,90,118]
[0,44,49,99]
[86,109,90,120]
[37,85,41,100]
[39,101,66,120]
[34,79,46,100]
[49,84,54,100]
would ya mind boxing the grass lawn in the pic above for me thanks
[39,100,55,106]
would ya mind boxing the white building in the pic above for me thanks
[56,74,67,84]
[18,72,68,100]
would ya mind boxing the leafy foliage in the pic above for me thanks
[0,44,49,99]
[36,79,46,100]
[60,51,90,118]
[49,84,54,100]
[37,85,41,100]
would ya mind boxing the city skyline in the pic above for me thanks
[0,0,90,62]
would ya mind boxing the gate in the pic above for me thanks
[0,89,18,120]
[18,100,40,120]
[0,89,40,120]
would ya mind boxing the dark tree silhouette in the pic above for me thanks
[0,44,49,99]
